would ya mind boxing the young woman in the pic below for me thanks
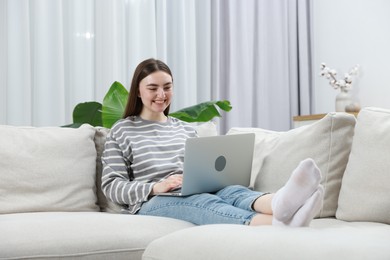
[101,58,324,227]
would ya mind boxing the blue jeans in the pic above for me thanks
[138,185,264,225]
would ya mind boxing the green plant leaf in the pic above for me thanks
[215,100,233,112]
[68,101,102,127]
[169,100,232,122]
[102,81,129,128]
[64,79,232,128]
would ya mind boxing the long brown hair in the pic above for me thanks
[123,58,173,118]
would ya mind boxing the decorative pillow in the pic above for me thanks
[94,127,122,213]
[336,107,390,224]
[0,124,99,213]
[194,121,218,137]
[227,112,356,218]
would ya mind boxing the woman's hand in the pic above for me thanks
[152,174,183,194]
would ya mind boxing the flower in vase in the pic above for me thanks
[320,63,359,91]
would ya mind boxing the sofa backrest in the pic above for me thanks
[227,112,357,218]
[4,108,388,225]
[0,124,100,214]
[336,107,390,224]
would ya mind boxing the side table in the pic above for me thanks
[293,112,358,128]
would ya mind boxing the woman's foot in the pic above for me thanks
[272,158,322,222]
[273,185,324,227]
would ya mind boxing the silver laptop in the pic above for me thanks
[157,133,255,196]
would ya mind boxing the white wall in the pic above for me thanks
[312,0,390,113]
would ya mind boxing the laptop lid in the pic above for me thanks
[177,133,255,196]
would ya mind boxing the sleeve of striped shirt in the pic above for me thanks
[101,132,155,208]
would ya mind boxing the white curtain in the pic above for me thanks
[0,0,312,132]
[211,0,313,132]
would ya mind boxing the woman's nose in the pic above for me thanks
[157,88,165,97]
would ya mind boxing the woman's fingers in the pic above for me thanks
[152,174,183,194]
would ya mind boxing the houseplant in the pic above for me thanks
[65,81,232,128]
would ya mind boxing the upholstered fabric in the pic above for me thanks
[0,212,194,260]
[2,111,390,260]
[227,112,356,217]
[0,124,99,213]
[337,107,390,224]
[193,121,218,136]
[143,218,390,260]
[94,127,122,213]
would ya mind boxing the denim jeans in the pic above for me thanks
[138,185,264,225]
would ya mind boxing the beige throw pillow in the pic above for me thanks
[194,121,218,137]
[227,112,356,218]
[0,124,99,213]
[336,107,390,224]
[94,127,122,213]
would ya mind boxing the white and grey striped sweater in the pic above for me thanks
[101,116,197,214]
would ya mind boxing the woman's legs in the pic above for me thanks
[249,194,274,225]
[138,190,260,225]
[139,158,323,227]
[213,185,274,225]
[250,158,323,227]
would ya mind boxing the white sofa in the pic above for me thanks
[1,107,390,260]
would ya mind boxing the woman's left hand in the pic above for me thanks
[151,174,183,194]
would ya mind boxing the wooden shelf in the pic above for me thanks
[293,113,327,122]
[293,112,359,128]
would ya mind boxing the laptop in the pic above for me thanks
[157,133,255,196]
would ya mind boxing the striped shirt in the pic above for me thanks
[101,116,197,214]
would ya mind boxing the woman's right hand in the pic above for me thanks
[152,174,183,194]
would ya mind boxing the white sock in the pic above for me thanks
[272,158,321,222]
[273,185,324,227]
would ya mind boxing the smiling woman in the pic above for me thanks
[137,72,173,122]
[125,59,174,123]
[100,57,324,227]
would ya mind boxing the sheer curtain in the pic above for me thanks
[0,0,312,131]
[211,0,313,132]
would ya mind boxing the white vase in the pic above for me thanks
[335,88,352,112]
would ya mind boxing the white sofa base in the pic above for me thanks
[143,218,390,260]
[2,212,389,260]
[0,212,194,260]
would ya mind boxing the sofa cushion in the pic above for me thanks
[227,112,356,218]
[193,121,218,136]
[94,127,123,213]
[143,219,390,260]
[337,107,390,224]
[0,212,194,260]
[0,124,99,213]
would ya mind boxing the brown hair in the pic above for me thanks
[123,58,173,118]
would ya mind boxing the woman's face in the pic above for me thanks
[138,71,173,121]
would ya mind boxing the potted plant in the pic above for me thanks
[64,81,232,128]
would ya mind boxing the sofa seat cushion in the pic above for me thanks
[143,219,390,260]
[0,212,194,260]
